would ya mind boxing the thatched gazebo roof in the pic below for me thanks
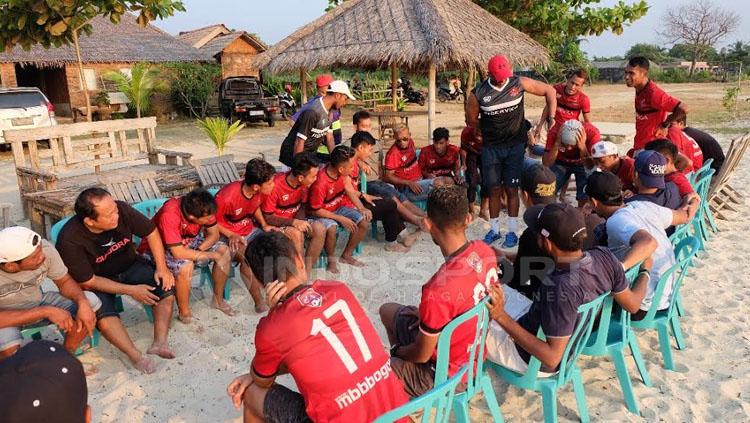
[253,0,549,74]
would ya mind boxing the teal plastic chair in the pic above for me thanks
[374,367,467,423]
[581,266,651,415]
[358,169,380,239]
[434,297,504,422]
[487,291,610,423]
[21,324,100,355]
[631,236,700,370]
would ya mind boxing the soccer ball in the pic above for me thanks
[560,120,583,146]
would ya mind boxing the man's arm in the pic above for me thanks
[263,212,295,227]
[521,77,557,129]
[582,112,592,123]
[53,273,88,304]
[197,225,221,251]
[466,93,481,138]
[662,104,688,131]
[293,136,306,155]
[622,229,657,270]
[613,259,652,314]
[0,307,60,329]
[392,331,438,364]
[542,130,561,166]
[672,194,699,226]
[144,229,174,289]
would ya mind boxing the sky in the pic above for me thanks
[153,0,750,59]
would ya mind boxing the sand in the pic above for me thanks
[3,104,749,422]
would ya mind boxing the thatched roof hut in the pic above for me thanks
[253,0,548,137]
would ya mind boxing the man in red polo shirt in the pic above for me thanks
[262,152,326,273]
[418,127,462,182]
[591,141,636,193]
[540,68,591,142]
[543,120,601,207]
[215,158,278,313]
[139,189,232,323]
[625,56,688,154]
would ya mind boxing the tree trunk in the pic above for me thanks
[300,68,308,104]
[427,63,436,141]
[465,65,476,108]
[72,30,92,122]
[391,62,398,112]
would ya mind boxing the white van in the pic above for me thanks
[0,87,57,144]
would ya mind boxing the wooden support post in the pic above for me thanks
[427,63,437,141]
[391,62,398,112]
[300,68,308,104]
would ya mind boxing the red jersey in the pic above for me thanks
[252,280,409,423]
[384,139,422,182]
[665,171,694,196]
[545,121,601,165]
[634,81,681,150]
[418,144,460,177]
[262,172,309,220]
[138,197,216,254]
[460,126,482,155]
[309,166,348,212]
[215,181,262,236]
[615,157,636,192]
[667,126,704,172]
[419,241,500,377]
[552,83,591,127]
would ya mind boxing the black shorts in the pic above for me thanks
[263,384,312,423]
[481,142,525,189]
[390,306,436,398]
[93,258,175,319]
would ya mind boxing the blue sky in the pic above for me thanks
[154,0,749,58]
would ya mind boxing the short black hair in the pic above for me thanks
[427,185,468,229]
[329,145,355,167]
[568,68,588,81]
[352,110,371,126]
[645,139,677,162]
[181,188,217,218]
[675,114,686,125]
[628,56,650,71]
[290,152,320,177]
[244,158,276,186]
[245,232,299,285]
[350,131,376,149]
[74,187,111,220]
[433,127,449,142]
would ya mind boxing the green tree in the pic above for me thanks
[104,63,165,118]
[163,62,221,118]
[626,43,669,63]
[0,1,185,122]
[669,43,719,63]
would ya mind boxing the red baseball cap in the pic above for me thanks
[488,55,513,81]
[316,74,334,88]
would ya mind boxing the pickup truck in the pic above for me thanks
[218,76,279,127]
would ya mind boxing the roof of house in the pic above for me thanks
[177,24,231,48]
[178,24,267,55]
[200,32,267,57]
[0,15,213,66]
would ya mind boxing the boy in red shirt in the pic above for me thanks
[139,189,232,323]
[227,232,409,423]
[591,141,636,193]
[543,120,601,207]
[645,139,695,196]
[215,158,277,313]
[418,127,462,182]
[262,152,326,273]
[308,145,372,273]
[667,125,704,172]
[379,185,499,397]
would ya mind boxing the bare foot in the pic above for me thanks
[400,232,419,247]
[327,260,340,274]
[340,256,366,267]
[133,356,156,374]
[178,312,193,324]
[385,242,410,253]
[84,364,99,377]
[147,342,175,359]
[254,303,269,313]
[211,298,238,316]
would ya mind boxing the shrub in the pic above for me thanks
[163,62,221,119]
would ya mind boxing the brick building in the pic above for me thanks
[0,15,211,117]
[177,24,267,79]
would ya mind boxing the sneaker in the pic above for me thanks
[482,229,502,245]
[502,232,519,248]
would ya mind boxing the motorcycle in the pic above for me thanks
[393,77,426,106]
[438,85,464,103]
[277,88,297,120]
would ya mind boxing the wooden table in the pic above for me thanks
[25,162,245,237]
[369,110,440,140]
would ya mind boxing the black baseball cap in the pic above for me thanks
[0,340,88,423]
[521,164,557,205]
[524,203,587,251]
[585,171,624,206]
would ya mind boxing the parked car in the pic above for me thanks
[218,76,279,127]
[0,87,57,144]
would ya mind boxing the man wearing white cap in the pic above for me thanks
[278,80,356,168]
[591,141,636,193]
[0,227,99,358]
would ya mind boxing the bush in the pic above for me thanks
[163,62,221,119]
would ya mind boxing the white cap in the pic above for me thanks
[0,227,42,263]
[590,141,619,158]
[560,120,583,146]
[327,80,356,100]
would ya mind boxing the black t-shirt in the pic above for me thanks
[279,98,331,167]
[684,127,724,171]
[56,201,155,282]
[515,247,628,369]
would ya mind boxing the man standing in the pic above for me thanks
[0,227,98,357]
[625,56,688,155]
[466,54,557,248]
[279,80,355,168]
[57,188,176,373]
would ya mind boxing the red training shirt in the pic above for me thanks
[262,172,309,220]
[615,156,636,192]
[419,241,500,377]
[215,181,262,236]
[252,280,409,423]
[418,144,460,177]
[552,83,591,127]
[634,81,681,150]
[460,126,482,155]
[384,139,422,182]
[665,171,694,196]
[545,121,601,165]
[309,166,348,212]
[138,197,216,254]
[667,126,704,172]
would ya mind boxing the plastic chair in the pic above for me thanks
[581,266,651,415]
[21,325,100,356]
[359,169,380,239]
[487,291,610,423]
[433,297,504,423]
[373,367,467,423]
[631,236,700,370]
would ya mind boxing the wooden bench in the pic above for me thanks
[191,154,241,188]
[709,132,750,220]
[99,172,163,204]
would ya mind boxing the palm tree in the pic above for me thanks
[104,63,165,118]
[196,117,245,156]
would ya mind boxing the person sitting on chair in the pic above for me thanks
[418,127,463,184]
